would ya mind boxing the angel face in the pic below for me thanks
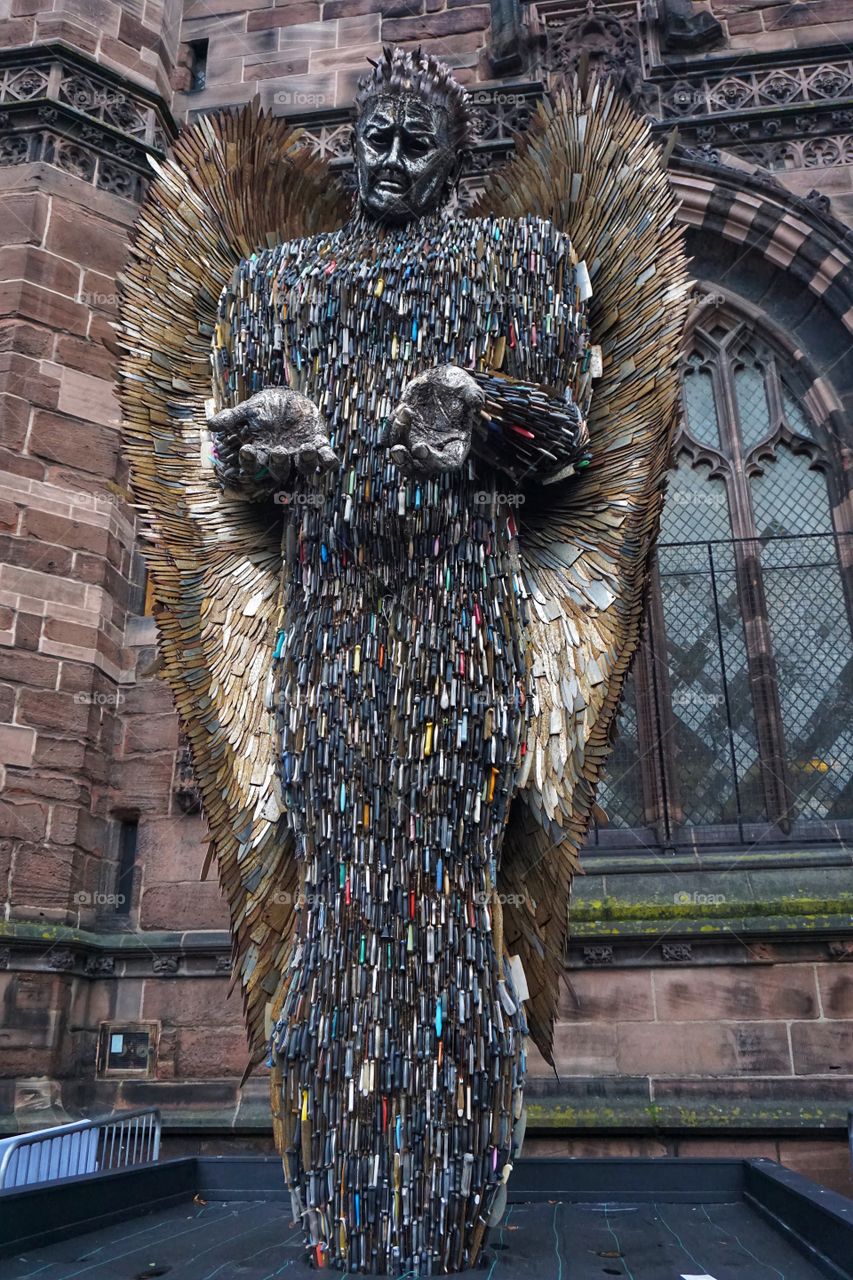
[354,94,458,225]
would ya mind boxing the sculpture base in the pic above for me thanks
[1,1156,850,1278]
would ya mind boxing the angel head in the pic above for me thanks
[352,45,477,225]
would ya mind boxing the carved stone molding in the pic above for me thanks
[545,3,648,106]
[1,926,235,977]
[648,53,853,172]
[659,60,853,122]
[0,44,174,202]
[657,0,722,53]
[174,733,202,816]
[582,944,615,966]
[661,942,694,963]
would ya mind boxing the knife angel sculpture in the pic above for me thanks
[119,49,688,1274]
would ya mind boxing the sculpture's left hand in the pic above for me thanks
[389,365,484,476]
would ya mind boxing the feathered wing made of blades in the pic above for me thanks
[474,80,690,1063]
[117,105,350,1066]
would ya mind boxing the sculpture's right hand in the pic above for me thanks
[207,387,339,485]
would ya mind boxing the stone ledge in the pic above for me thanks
[520,1075,853,1133]
[2,1075,849,1136]
[569,860,853,943]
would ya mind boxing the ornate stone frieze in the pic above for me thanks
[661,942,694,962]
[650,55,853,171]
[660,61,853,120]
[532,5,853,173]
[545,1,648,106]
[0,44,173,202]
[1,934,232,977]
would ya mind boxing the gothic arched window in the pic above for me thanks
[593,309,853,849]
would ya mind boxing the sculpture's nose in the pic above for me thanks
[385,130,405,170]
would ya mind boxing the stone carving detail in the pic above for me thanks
[0,127,146,197]
[806,188,832,213]
[583,944,615,966]
[300,120,351,162]
[661,942,693,962]
[58,71,149,138]
[661,60,853,120]
[735,135,853,172]
[655,54,853,173]
[547,3,647,105]
[681,144,722,166]
[658,0,722,52]
[46,948,75,970]
[59,72,101,113]
[85,954,116,976]
[0,947,10,970]
[472,86,538,143]
[174,733,202,814]
[215,954,232,973]
[98,160,138,198]
[0,49,171,202]
[4,69,49,101]
[152,954,180,974]
[54,140,97,181]
[0,135,30,164]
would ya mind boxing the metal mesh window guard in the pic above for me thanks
[589,312,852,853]
[591,532,853,851]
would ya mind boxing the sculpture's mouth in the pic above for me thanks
[374,174,409,195]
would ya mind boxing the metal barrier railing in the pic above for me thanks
[0,1107,161,1191]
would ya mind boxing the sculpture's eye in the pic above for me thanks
[404,134,432,155]
[365,127,393,148]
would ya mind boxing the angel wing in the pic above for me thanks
[117,104,350,1067]
[474,80,691,1062]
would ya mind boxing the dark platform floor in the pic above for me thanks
[0,1197,831,1280]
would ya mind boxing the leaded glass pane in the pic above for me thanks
[782,386,813,440]
[657,462,765,828]
[682,355,720,450]
[596,677,645,830]
[752,447,830,541]
[660,455,731,558]
[751,446,852,821]
[658,540,765,829]
[735,361,772,452]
